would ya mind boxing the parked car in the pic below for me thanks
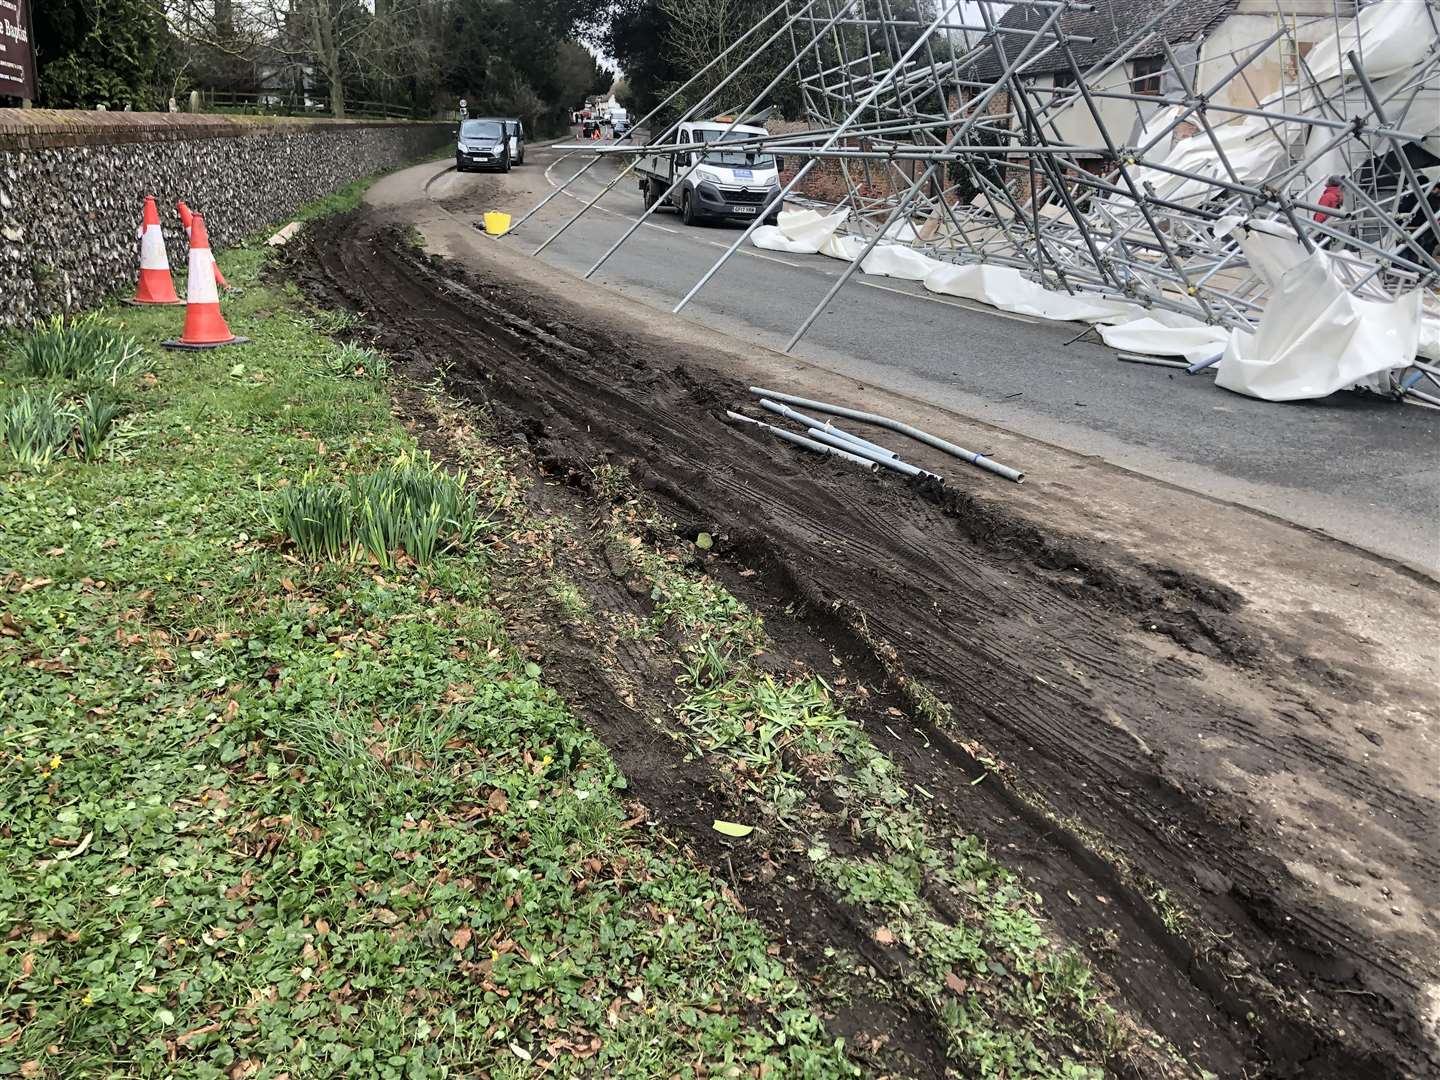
[613,116,631,137]
[474,116,526,165]
[456,119,511,173]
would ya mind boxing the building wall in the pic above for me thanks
[1037,71,1157,149]
[1195,8,1352,110]
[0,111,452,326]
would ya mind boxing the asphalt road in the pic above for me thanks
[485,142,1440,572]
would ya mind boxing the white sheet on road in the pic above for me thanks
[1216,222,1421,400]
[1097,317,1231,364]
[924,263,1139,322]
[752,209,854,256]
[753,204,1427,399]
[860,244,936,280]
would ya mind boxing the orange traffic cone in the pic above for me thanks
[176,200,227,288]
[163,212,247,350]
[128,195,182,305]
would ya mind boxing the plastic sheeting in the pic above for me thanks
[753,205,1427,400]
[752,209,855,256]
[1301,0,1438,85]
[922,263,1138,322]
[1216,221,1422,400]
[1128,116,1289,206]
[860,244,937,280]
[1096,316,1231,364]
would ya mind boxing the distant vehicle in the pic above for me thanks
[474,116,526,165]
[635,118,781,226]
[455,119,510,173]
[613,116,631,137]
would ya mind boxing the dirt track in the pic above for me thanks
[283,204,1439,1078]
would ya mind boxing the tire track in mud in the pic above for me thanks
[285,212,1437,1079]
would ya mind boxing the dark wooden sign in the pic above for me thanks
[0,0,35,101]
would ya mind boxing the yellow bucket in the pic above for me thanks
[483,211,511,236]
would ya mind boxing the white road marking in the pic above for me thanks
[858,280,1038,323]
[704,239,813,271]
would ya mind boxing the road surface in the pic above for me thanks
[444,139,1439,574]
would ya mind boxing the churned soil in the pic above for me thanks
[279,208,1438,1079]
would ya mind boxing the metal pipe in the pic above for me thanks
[531,0,823,257]
[756,398,899,457]
[675,0,995,316]
[726,411,880,471]
[501,0,799,238]
[1187,353,1224,374]
[583,0,851,279]
[1117,353,1190,369]
[750,386,1025,483]
[781,1,1074,350]
[806,427,939,480]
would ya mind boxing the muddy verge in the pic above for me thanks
[280,211,1438,1079]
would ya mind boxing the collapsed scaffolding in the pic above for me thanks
[510,0,1440,407]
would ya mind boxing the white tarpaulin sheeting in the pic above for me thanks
[1127,116,1289,205]
[1216,221,1422,400]
[1097,317,1232,364]
[754,207,1427,400]
[924,262,1139,322]
[860,244,939,280]
[1301,0,1437,85]
[752,209,857,256]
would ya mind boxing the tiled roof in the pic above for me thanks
[964,0,1244,80]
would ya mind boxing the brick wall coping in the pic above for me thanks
[0,109,450,151]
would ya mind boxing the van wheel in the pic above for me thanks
[681,189,699,226]
[643,179,660,210]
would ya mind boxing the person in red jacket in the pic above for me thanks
[1315,175,1344,223]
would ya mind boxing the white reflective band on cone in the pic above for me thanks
[140,225,170,270]
[187,249,220,304]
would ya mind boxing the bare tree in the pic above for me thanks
[157,0,440,117]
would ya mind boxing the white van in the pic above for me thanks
[635,119,782,226]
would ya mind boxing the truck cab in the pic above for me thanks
[637,119,782,226]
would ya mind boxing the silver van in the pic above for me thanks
[476,117,526,165]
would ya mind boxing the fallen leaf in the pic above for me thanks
[695,532,713,550]
[487,788,509,814]
[177,1021,222,1046]
[873,926,895,946]
[450,926,473,950]
[944,972,967,995]
[509,1042,532,1061]
[711,820,753,838]
[20,1062,40,1078]
[54,831,93,861]
[315,919,330,936]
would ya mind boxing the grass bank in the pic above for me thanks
[0,204,853,1077]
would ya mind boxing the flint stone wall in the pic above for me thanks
[0,111,452,326]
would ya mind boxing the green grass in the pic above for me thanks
[587,496,1154,1079]
[0,238,856,1077]
[8,314,145,387]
